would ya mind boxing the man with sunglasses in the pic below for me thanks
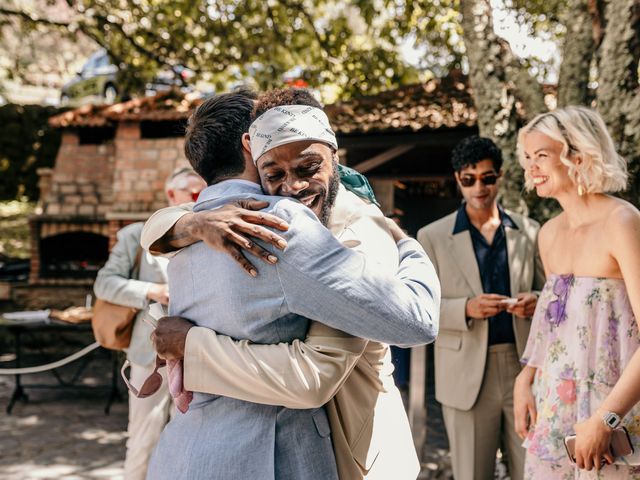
[417,136,545,480]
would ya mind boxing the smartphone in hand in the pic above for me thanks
[564,427,634,463]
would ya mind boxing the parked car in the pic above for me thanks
[60,49,194,106]
[60,49,118,106]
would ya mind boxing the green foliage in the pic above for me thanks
[0,199,35,259]
[0,104,63,201]
[0,1,466,99]
[74,0,427,98]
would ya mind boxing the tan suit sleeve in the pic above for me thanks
[184,325,367,408]
[417,226,470,332]
[183,192,397,407]
[140,203,194,255]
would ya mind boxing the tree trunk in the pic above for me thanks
[557,0,597,106]
[596,0,640,200]
[461,0,523,211]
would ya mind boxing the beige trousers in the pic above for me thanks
[123,361,172,480]
[442,344,525,480]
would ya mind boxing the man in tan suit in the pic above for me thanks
[417,136,545,480]
[141,88,438,479]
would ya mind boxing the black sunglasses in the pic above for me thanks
[459,173,499,188]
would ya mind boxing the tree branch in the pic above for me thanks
[265,3,287,45]
[0,5,201,77]
[499,38,547,118]
[277,0,339,65]
[0,7,72,28]
[557,0,596,107]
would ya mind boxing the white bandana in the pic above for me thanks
[248,105,338,164]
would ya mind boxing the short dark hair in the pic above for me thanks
[254,88,322,119]
[451,135,503,172]
[184,89,257,185]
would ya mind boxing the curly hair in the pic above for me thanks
[517,106,628,194]
[451,135,503,172]
[253,88,322,119]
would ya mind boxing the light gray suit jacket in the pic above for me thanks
[93,222,168,367]
[418,208,545,411]
[147,179,440,480]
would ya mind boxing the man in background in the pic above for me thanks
[417,136,544,480]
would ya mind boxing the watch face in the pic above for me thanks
[604,412,621,428]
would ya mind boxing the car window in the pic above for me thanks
[81,57,96,75]
[96,53,110,68]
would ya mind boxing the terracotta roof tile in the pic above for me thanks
[103,90,203,121]
[325,76,477,134]
[48,103,113,128]
[49,78,480,133]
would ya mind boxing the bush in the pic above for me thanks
[0,200,36,259]
[0,104,66,201]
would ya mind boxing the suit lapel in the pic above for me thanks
[449,230,484,297]
[506,222,526,297]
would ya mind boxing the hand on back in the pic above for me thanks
[151,316,195,361]
[191,199,289,276]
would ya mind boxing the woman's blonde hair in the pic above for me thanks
[517,106,628,193]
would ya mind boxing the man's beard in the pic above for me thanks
[318,164,340,226]
[290,162,340,226]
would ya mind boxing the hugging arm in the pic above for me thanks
[141,203,194,255]
[274,202,440,347]
[176,205,398,405]
[141,202,289,274]
[183,323,367,408]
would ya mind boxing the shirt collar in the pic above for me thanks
[452,203,519,235]
[195,179,263,211]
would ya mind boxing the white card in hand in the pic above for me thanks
[500,298,518,306]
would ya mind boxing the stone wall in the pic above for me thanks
[43,131,115,218]
[110,122,189,215]
[30,120,189,286]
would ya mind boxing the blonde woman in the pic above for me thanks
[513,106,640,478]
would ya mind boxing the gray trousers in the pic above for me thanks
[442,343,525,480]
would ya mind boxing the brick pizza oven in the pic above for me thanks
[31,91,199,285]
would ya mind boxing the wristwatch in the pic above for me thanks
[602,411,622,429]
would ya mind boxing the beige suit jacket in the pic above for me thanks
[417,209,545,411]
[141,184,420,480]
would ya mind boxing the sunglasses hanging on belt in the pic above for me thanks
[459,173,499,188]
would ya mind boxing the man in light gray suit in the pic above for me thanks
[146,91,440,479]
[93,167,205,480]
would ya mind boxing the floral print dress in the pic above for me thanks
[522,274,640,479]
